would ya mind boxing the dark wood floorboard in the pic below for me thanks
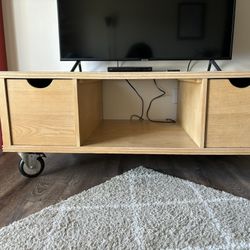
[0,153,249,228]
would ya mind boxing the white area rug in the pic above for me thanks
[0,167,250,250]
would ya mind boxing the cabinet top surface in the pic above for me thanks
[1,71,250,79]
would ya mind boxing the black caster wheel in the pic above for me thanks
[19,157,45,178]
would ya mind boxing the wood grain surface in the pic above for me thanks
[6,79,77,146]
[206,79,250,147]
[178,79,208,147]
[77,80,103,145]
[1,71,250,80]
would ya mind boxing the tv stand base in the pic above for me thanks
[71,60,82,72]
[1,71,250,173]
[207,60,222,71]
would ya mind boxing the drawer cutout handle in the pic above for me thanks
[229,78,250,88]
[27,79,53,88]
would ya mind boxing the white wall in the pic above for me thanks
[2,0,250,120]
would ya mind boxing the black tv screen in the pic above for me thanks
[57,0,236,61]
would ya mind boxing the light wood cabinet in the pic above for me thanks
[0,72,250,155]
[4,79,77,146]
[206,79,250,148]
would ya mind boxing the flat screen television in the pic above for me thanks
[57,0,236,61]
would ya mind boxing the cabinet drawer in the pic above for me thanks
[206,79,250,147]
[6,79,77,146]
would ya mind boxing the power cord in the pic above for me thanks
[126,80,144,120]
[125,79,176,123]
[187,60,192,72]
[146,80,176,123]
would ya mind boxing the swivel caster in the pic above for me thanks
[18,153,46,178]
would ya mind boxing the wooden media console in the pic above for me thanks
[0,71,250,156]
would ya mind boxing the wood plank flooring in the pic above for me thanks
[0,153,249,228]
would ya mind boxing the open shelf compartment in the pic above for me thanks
[76,78,208,152]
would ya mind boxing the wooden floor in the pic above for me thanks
[0,152,250,228]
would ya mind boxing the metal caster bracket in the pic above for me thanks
[18,153,46,178]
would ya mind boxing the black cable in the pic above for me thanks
[126,80,144,120]
[146,80,176,123]
[187,60,192,72]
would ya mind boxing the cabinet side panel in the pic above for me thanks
[206,79,250,147]
[78,80,103,145]
[178,79,208,147]
[0,79,12,147]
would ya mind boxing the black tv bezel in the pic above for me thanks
[57,0,236,62]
